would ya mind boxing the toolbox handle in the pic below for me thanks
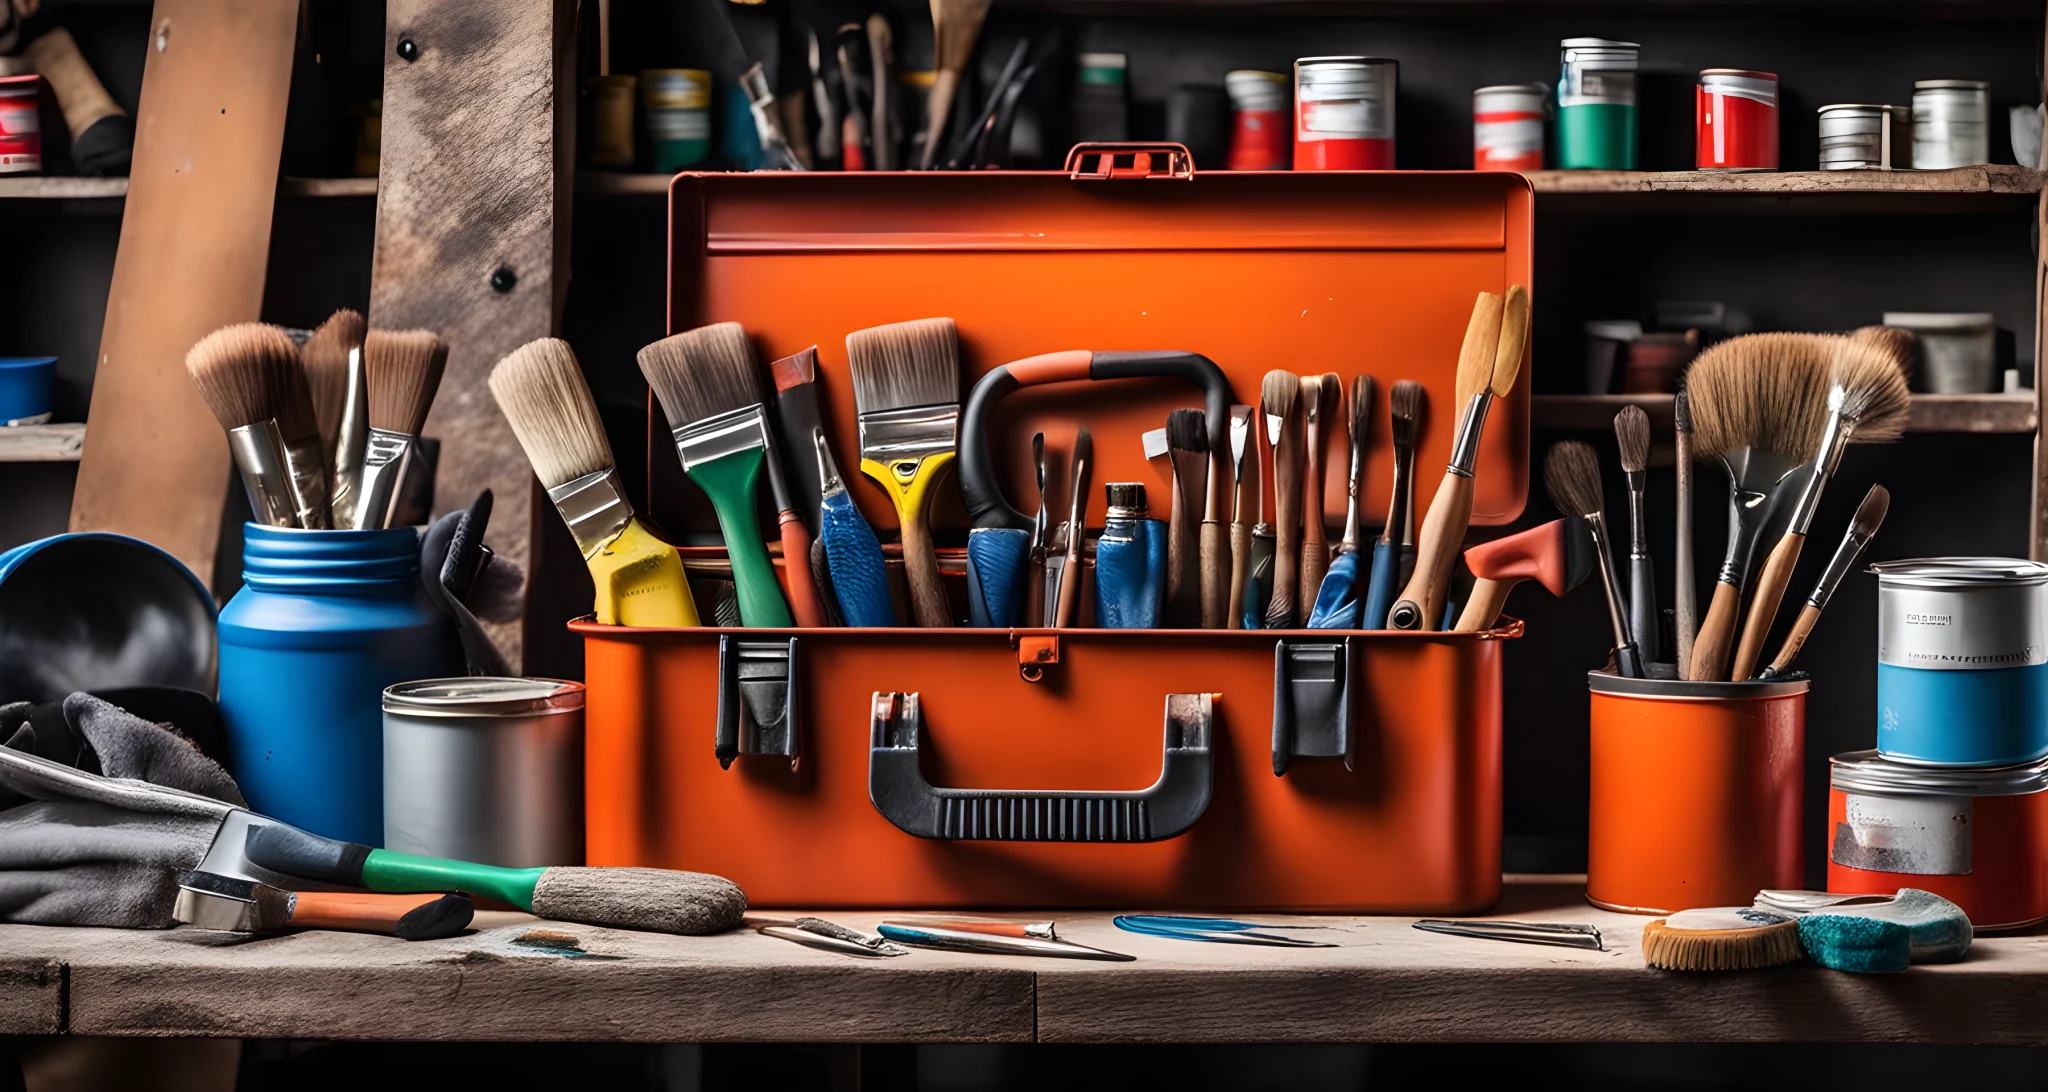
[868,691,1214,842]
[960,350,1232,533]
[1064,142,1197,180]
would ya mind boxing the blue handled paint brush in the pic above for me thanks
[1309,374,1376,628]
[1360,380,1423,629]
[814,431,894,626]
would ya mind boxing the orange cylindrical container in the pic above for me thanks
[1587,671,1807,914]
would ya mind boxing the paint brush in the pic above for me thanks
[813,431,895,626]
[769,347,829,534]
[1390,285,1527,630]
[1053,428,1092,628]
[1613,404,1657,663]
[1673,385,1696,679]
[1244,393,1279,629]
[1297,373,1340,621]
[1307,374,1375,629]
[1260,371,1304,628]
[1226,405,1253,630]
[1546,440,1642,677]
[808,30,842,167]
[756,398,828,628]
[301,308,364,468]
[263,328,331,530]
[1452,516,1594,632]
[1201,400,1231,630]
[1730,336,1910,679]
[1684,333,1833,681]
[1165,408,1207,628]
[638,322,794,628]
[1760,484,1889,679]
[491,338,699,627]
[920,0,994,168]
[867,14,896,169]
[846,318,962,627]
[185,323,302,528]
[350,329,447,530]
[1362,379,1424,629]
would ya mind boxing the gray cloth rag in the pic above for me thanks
[0,694,243,928]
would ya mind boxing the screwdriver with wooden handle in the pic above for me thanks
[1387,286,1528,630]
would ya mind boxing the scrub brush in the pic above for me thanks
[1641,907,1804,971]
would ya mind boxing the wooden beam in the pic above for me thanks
[68,0,300,580]
[368,0,577,670]
[0,956,64,1035]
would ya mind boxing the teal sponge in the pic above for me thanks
[1797,914,1911,973]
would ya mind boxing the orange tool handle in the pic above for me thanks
[1388,470,1473,631]
[779,510,829,628]
[289,891,452,934]
[1690,581,1743,682]
[1730,531,1804,681]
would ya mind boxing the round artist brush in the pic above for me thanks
[1165,408,1207,628]
[1260,370,1303,629]
[185,323,303,529]
[1759,483,1890,679]
[1298,372,1342,622]
[1360,379,1424,630]
[1613,404,1657,663]
[1545,440,1642,678]
[1307,374,1375,629]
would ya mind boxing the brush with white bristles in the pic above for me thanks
[1728,334,1910,679]
[346,329,448,530]
[185,323,304,529]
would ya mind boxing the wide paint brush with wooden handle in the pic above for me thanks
[1389,286,1526,630]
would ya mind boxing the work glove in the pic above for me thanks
[419,489,521,677]
[0,693,242,928]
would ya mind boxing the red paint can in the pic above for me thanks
[1473,83,1545,172]
[1294,57,1396,170]
[1696,69,1777,171]
[1226,70,1290,171]
[1827,750,2048,931]
[0,76,41,175]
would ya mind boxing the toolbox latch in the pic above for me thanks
[1064,142,1196,181]
[869,691,1215,842]
[1015,633,1060,682]
[1272,640,1353,776]
[716,635,800,770]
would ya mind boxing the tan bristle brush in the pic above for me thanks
[1761,483,1890,678]
[845,317,962,628]
[1728,335,1909,679]
[348,329,448,530]
[186,323,303,528]
[1260,371,1303,629]
[1613,404,1655,664]
[1389,286,1527,630]
[270,333,332,529]
[1685,333,1833,681]
[1545,440,1642,678]
[1297,373,1340,621]
[1201,402,1231,630]
[490,338,700,627]
[302,309,365,466]
[919,0,994,169]
[1165,408,1208,629]
[1641,907,1804,972]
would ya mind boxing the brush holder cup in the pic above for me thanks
[219,524,462,847]
[1586,670,1807,914]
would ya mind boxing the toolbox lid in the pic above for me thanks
[383,677,586,717]
[1831,749,2048,797]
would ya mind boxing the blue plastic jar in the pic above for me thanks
[219,524,461,845]
[1875,558,2048,767]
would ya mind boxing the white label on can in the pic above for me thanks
[1832,792,1972,875]
[1475,118,1543,159]
[648,109,711,141]
[1299,99,1388,141]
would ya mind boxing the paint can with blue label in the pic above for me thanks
[1875,558,2048,767]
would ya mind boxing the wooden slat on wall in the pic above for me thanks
[368,0,576,670]
[69,0,300,579]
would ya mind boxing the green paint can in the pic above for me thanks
[1556,38,1638,170]
[643,69,713,172]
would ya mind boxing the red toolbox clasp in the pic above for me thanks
[1064,142,1196,181]
[1014,633,1060,682]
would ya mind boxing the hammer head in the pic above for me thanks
[1463,516,1594,598]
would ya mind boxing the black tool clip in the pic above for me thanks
[716,636,800,770]
[1272,639,1353,776]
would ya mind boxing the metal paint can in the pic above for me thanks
[1912,80,1989,169]
[1874,558,2048,766]
[1828,749,2048,930]
[1556,38,1637,170]
[1472,83,1545,171]
[642,69,712,172]
[1817,103,1909,170]
[1695,69,1777,171]
[1226,69,1290,171]
[0,74,40,174]
[1293,57,1396,170]
[383,677,586,868]
[1587,670,1808,914]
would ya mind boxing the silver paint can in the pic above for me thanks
[1817,103,1908,170]
[1912,80,1989,169]
[383,677,586,867]
[1873,559,2048,767]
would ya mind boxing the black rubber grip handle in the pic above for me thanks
[959,351,1233,532]
[245,821,373,886]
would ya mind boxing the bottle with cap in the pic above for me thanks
[1094,482,1168,629]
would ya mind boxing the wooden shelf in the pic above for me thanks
[1528,165,2040,214]
[0,177,377,201]
[578,170,672,197]
[0,423,85,463]
[1534,392,2038,434]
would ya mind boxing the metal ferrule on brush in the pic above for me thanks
[1446,393,1492,477]
[1786,394,1850,537]
[548,467,635,560]
[1807,525,1875,612]
[280,436,331,530]
[351,428,415,531]
[1712,450,1808,587]
[857,404,960,468]
[331,346,369,526]
[671,404,770,471]
[227,420,301,528]
[1623,468,1649,562]
[1584,513,1633,644]
[740,63,805,171]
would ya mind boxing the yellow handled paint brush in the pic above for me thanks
[846,318,963,628]
[490,338,699,627]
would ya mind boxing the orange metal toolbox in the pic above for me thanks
[577,146,1534,911]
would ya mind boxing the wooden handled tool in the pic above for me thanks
[1225,405,1252,630]
[1297,373,1340,621]
[1260,372,1304,629]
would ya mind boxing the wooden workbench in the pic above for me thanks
[3,880,2045,1044]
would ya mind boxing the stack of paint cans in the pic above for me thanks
[1828,559,2048,930]
[1817,104,1910,170]
[1293,57,1397,170]
[1555,38,1637,170]
[1472,84,1546,171]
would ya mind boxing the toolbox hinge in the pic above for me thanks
[716,635,800,770]
[1272,639,1353,776]
[1064,142,1196,181]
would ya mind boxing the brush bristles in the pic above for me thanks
[932,0,994,70]
[1613,405,1651,474]
[1319,372,1343,428]
[1543,440,1607,521]
[1390,380,1424,449]
[185,322,300,430]
[302,309,364,448]
[1167,408,1207,453]
[769,346,819,393]
[1833,338,1912,443]
[1854,483,1891,537]
[1350,375,1376,444]
[364,328,448,436]
[490,338,616,489]
[1672,385,1692,435]
[272,342,319,445]
[1261,370,1299,420]
[1850,324,1918,383]
[1642,917,1803,971]
[638,322,763,427]
[845,318,960,414]
[1298,375,1323,424]
[1684,332,1832,462]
